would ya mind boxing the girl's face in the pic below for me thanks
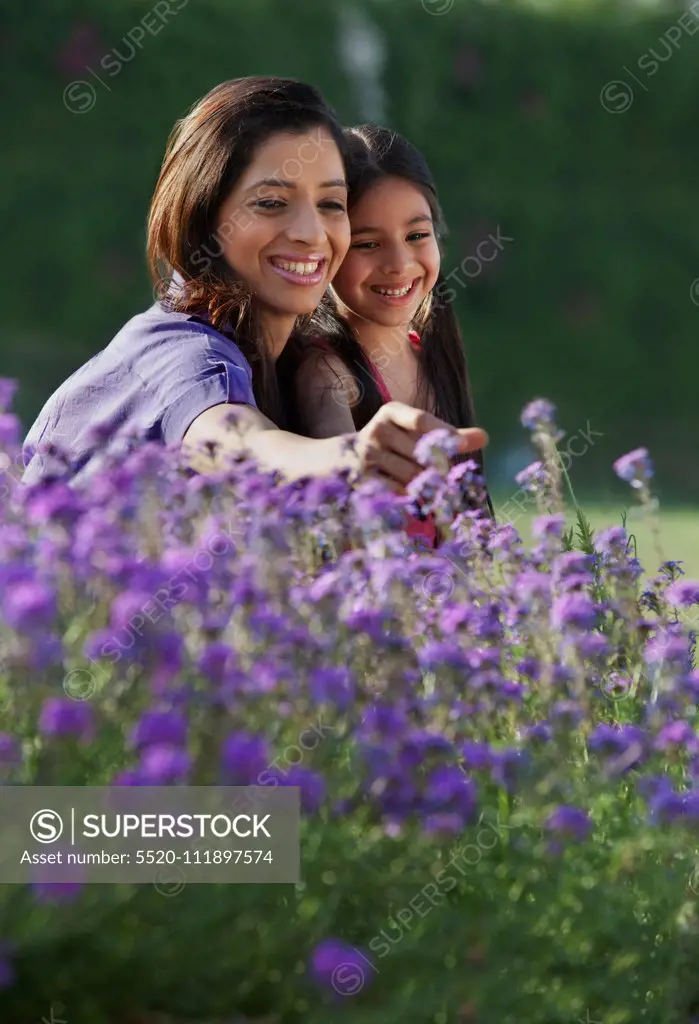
[215,127,351,318]
[331,176,441,329]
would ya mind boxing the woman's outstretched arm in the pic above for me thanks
[182,401,488,488]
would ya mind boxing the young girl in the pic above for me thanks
[21,81,487,489]
[287,125,492,543]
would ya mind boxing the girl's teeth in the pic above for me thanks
[374,284,413,296]
[274,260,320,275]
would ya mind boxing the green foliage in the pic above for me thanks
[5,0,699,502]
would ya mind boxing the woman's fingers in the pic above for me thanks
[356,401,489,487]
[455,427,489,452]
[369,447,421,487]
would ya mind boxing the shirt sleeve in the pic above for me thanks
[131,320,257,446]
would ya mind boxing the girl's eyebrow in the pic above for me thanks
[246,177,348,192]
[351,214,433,235]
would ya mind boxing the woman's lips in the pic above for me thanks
[268,256,327,286]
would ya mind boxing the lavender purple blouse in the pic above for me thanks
[21,302,256,485]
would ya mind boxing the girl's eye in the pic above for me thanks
[253,199,285,210]
[407,231,432,242]
[352,240,379,250]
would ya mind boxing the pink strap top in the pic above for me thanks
[309,331,438,549]
[361,332,438,550]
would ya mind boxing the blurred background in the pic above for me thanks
[4,0,698,557]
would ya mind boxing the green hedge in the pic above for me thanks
[5,0,699,499]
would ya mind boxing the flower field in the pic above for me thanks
[1,383,699,1024]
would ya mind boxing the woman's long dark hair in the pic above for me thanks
[284,124,492,513]
[147,77,348,428]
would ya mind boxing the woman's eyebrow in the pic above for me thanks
[351,214,433,235]
[246,177,348,192]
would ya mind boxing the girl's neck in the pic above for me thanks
[344,311,413,365]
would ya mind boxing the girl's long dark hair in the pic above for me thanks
[284,124,492,514]
[147,77,348,428]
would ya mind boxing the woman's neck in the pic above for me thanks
[259,310,298,361]
[344,311,413,366]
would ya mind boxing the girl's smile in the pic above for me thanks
[369,277,422,304]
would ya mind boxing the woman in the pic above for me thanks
[284,124,493,534]
[21,79,487,488]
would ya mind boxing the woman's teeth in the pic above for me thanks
[272,259,320,276]
[372,282,414,296]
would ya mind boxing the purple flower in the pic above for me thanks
[139,744,191,783]
[645,627,691,665]
[220,731,269,784]
[666,580,699,608]
[414,429,461,467]
[544,806,591,842]
[551,593,596,630]
[0,733,21,764]
[532,514,566,539]
[552,552,594,578]
[111,769,147,786]
[595,526,628,555]
[521,398,556,431]
[0,378,18,413]
[424,765,477,818]
[613,447,653,488]
[0,414,20,447]
[310,939,374,994]
[588,723,645,755]
[525,722,553,743]
[273,765,325,814]
[38,698,93,740]
[418,642,469,670]
[130,710,187,750]
[514,570,551,603]
[32,879,83,904]
[654,720,699,753]
[2,580,56,631]
[309,667,355,712]
[110,590,155,631]
[551,700,584,726]
[644,778,686,824]
[573,633,610,659]
[197,643,235,684]
[514,461,548,493]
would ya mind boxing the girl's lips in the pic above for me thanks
[368,278,421,306]
[268,257,327,287]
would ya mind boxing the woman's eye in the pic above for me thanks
[320,200,347,212]
[253,199,285,210]
[352,240,378,250]
[407,231,431,242]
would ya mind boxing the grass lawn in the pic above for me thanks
[494,500,699,578]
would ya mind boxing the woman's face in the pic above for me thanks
[331,176,441,329]
[215,127,350,318]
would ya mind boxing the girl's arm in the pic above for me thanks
[292,349,357,439]
[182,400,488,488]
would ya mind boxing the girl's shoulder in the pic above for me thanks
[293,336,352,390]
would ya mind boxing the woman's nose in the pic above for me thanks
[287,204,326,246]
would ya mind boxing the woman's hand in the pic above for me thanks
[353,401,488,489]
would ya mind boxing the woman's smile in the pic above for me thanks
[268,254,328,286]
